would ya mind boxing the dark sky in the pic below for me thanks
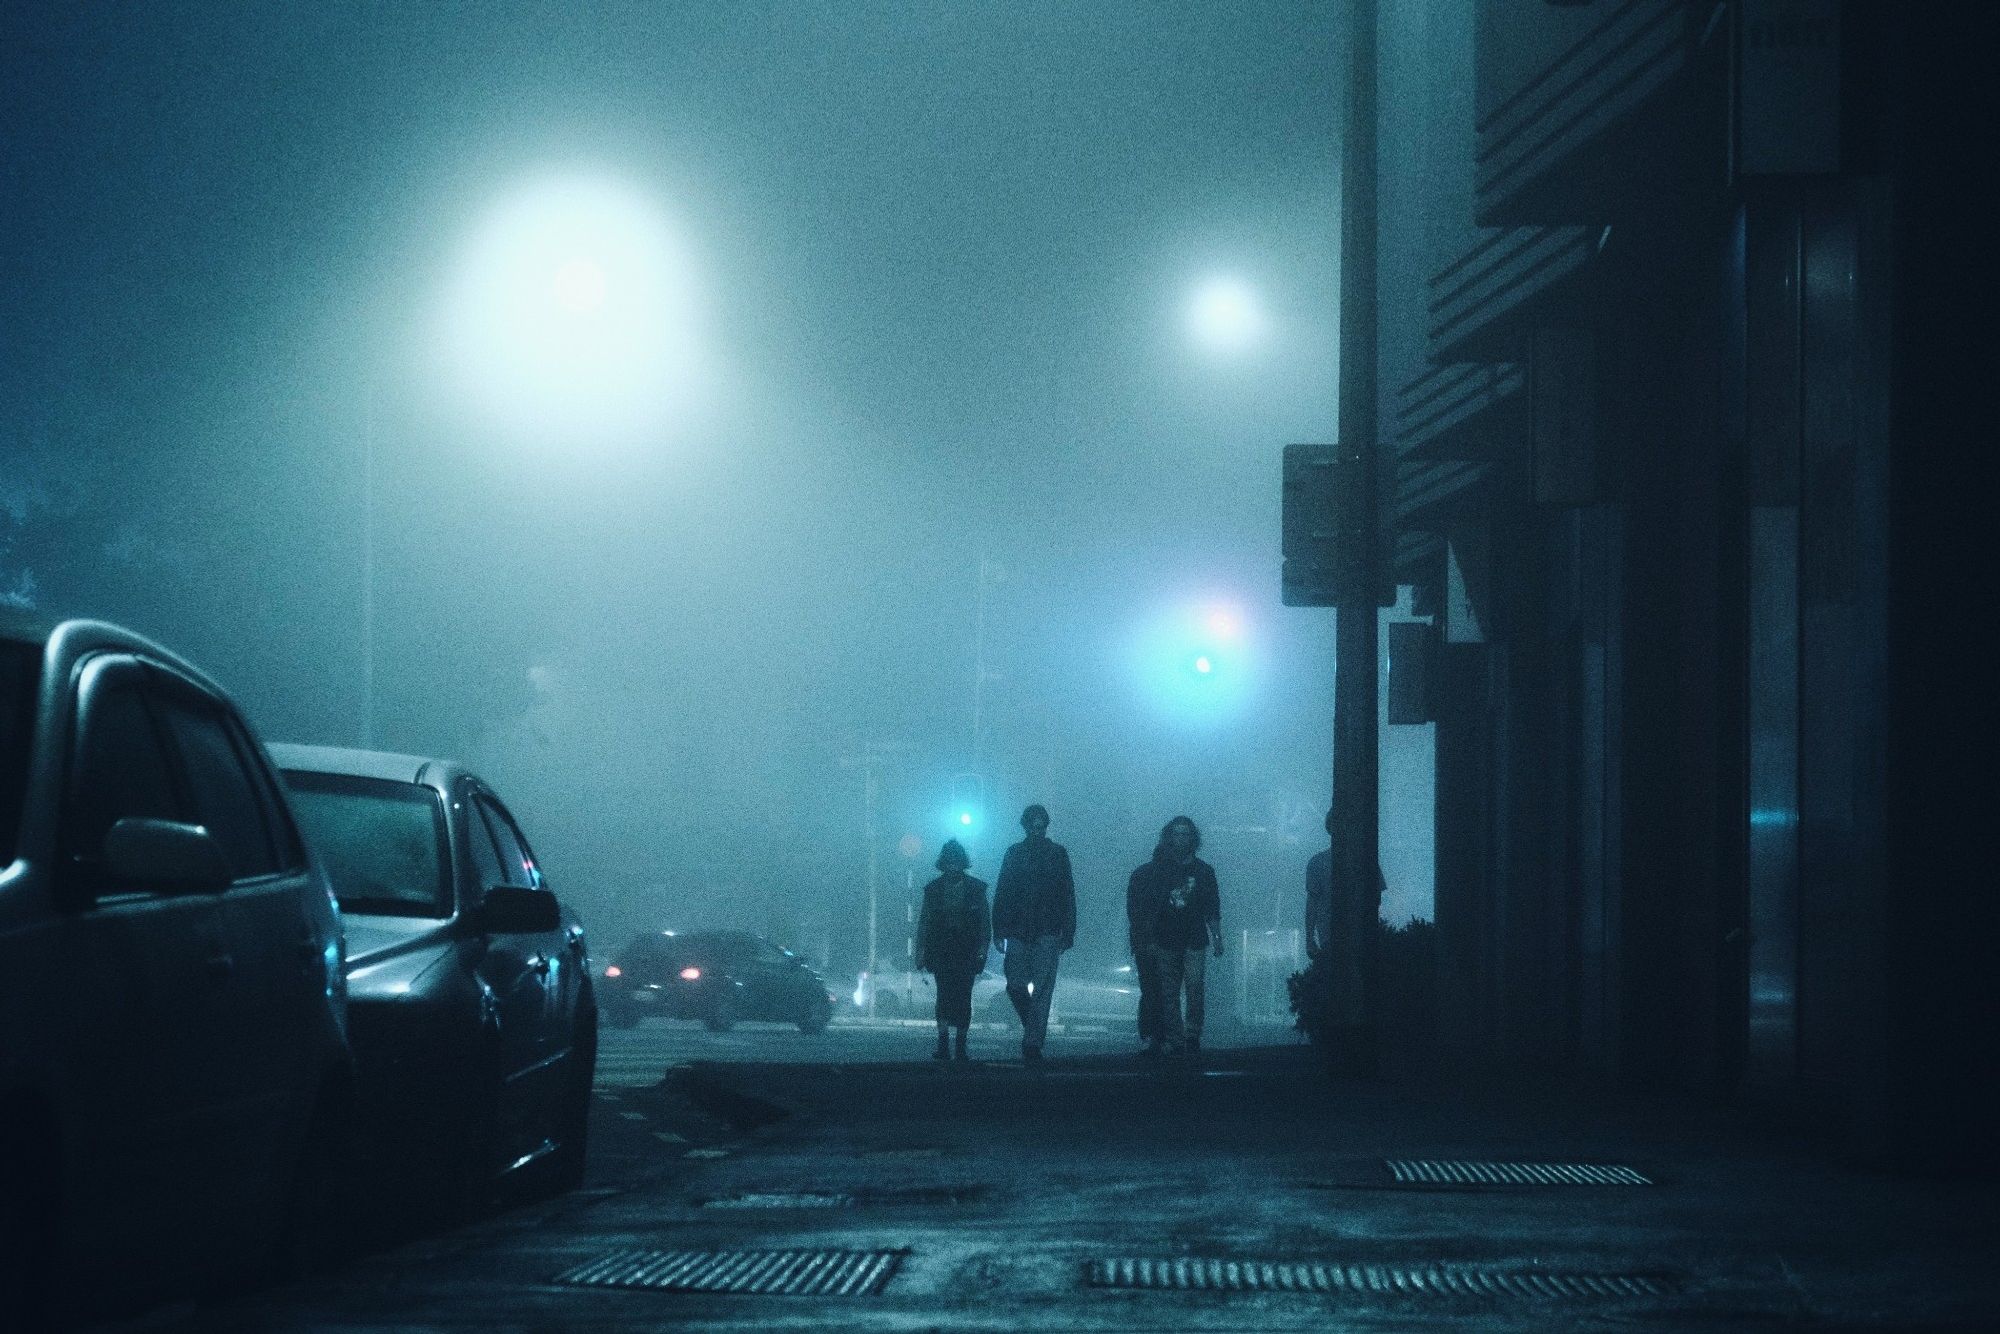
[2,2,1431,959]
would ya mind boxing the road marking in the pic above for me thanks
[652,1131,686,1144]
[684,1148,730,1159]
[619,1111,648,1121]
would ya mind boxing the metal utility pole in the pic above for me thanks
[838,740,908,1017]
[1333,0,1383,1019]
[971,555,1002,766]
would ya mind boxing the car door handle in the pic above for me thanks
[202,952,235,982]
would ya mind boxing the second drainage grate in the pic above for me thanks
[1087,1257,1671,1299]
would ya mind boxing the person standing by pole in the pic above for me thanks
[1306,804,1386,1074]
[991,804,1075,1065]
[1130,815,1222,1057]
[916,839,989,1063]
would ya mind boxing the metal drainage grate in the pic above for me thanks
[556,1248,903,1296]
[1086,1258,1670,1299]
[1384,1160,1653,1187]
[701,1191,853,1209]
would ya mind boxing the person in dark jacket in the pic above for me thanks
[1127,815,1222,1056]
[916,838,990,1062]
[991,803,1075,1064]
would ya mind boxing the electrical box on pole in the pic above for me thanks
[1282,442,1369,607]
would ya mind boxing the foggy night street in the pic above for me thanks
[6,1,1999,1331]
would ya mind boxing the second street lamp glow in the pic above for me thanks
[1188,276,1265,354]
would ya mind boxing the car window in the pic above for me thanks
[474,795,540,889]
[0,638,38,866]
[63,678,184,879]
[156,696,280,881]
[284,772,451,916]
[753,939,789,966]
[234,721,306,872]
[462,789,507,890]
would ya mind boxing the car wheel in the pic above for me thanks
[980,993,1016,1027]
[544,1016,596,1195]
[797,1002,830,1035]
[874,992,902,1019]
[704,995,737,1032]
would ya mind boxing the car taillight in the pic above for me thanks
[679,966,701,981]
[604,965,622,978]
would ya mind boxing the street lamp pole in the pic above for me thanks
[972,555,1002,766]
[359,375,376,749]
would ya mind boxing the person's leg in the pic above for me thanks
[1153,945,1186,1052]
[1184,947,1207,1052]
[1002,940,1033,1025]
[1023,935,1061,1054]
[936,969,973,1061]
[1135,951,1159,1048]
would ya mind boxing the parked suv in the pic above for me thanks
[0,615,350,1327]
[271,745,597,1211]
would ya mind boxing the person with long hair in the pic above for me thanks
[915,838,990,1062]
[1127,815,1223,1057]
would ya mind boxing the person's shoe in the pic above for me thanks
[954,1032,969,1062]
[1186,1035,1201,1054]
[932,1038,949,1061]
[1022,1045,1043,1066]
[1140,1042,1164,1060]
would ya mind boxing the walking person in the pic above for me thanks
[915,839,989,1063]
[1129,815,1222,1057]
[991,804,1075,1065]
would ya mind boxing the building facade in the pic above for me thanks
[1361,0,1994,1167]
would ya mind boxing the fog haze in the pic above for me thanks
[2,1,1434,967]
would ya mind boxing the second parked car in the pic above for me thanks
[270,744,596,1211]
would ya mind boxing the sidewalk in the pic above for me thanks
[174,1042,1999,1330]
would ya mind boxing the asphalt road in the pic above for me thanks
[108,1026,2000,1332]
[593,1013,1148,1087]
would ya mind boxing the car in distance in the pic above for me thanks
[0,615,350,1326]
[600,929,833,1033]
[269,744,596,1210]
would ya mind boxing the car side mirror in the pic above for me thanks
[103,818,232,894]
[478,884,560,935]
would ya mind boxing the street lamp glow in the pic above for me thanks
[551,256,608,313]
[436,172,705,443]
[1193,655,1213,675]
[1187,276,1266,354]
